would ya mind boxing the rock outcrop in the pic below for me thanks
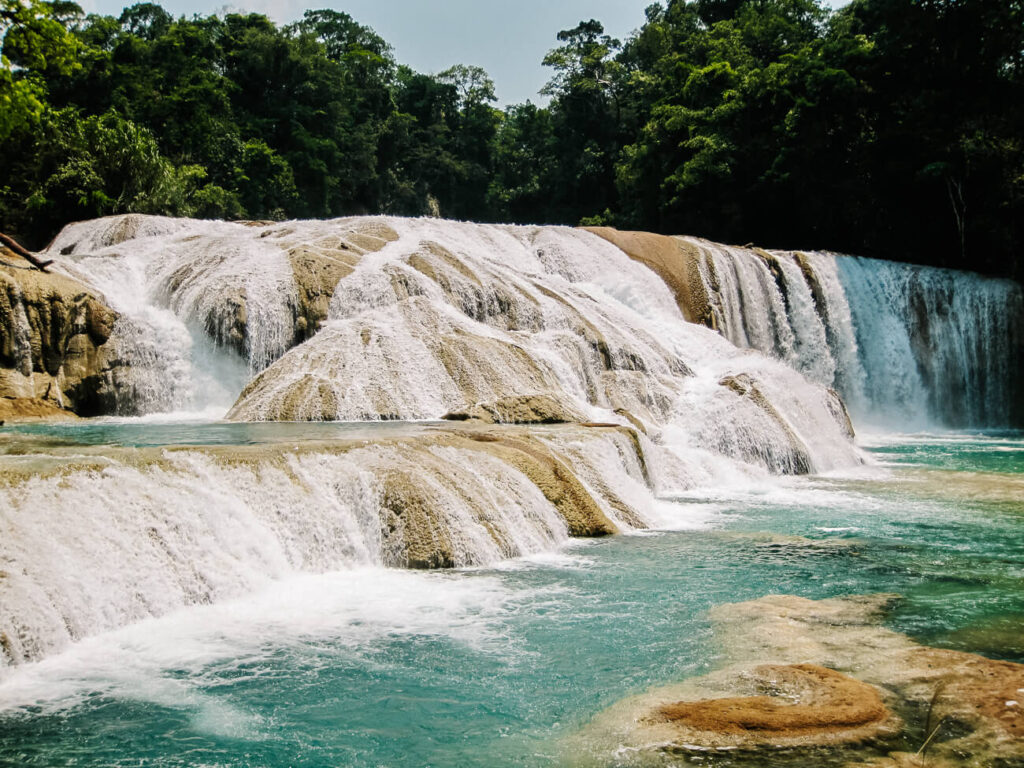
[49,214,399,371]
[157,217,400,362]
[280,219,399,344]
[572,593,1024,767]
[719,373,814,474]
[583,227,715,327]
[0,243,123,417]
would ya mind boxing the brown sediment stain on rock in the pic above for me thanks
[795,250,831,322]
[408,241,482,287]
[613,407,648,436]
[828,387,857,439]
[475,433,620,537]
[408,242,542,333]
[433,330,552,405]
[583,227,714,327]
[189,220,399,358]
[285,221,398,343]
[261,374,339,421]
[655,664,889,738]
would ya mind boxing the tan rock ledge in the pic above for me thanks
[568,593,1024,767]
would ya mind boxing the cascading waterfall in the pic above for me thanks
[838,257,1023,428]
[0,425,661,666]
[686,238,1023,428]
[20,211,1022,672]
[225,219,859,473]
[49,215,299,414]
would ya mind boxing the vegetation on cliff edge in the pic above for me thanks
[1,0,1021,278]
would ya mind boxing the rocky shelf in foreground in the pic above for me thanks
[571,593,1024,767]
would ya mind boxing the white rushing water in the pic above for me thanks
[49,215,299,414]
[0,445,549,665]
[686,238,1023,428]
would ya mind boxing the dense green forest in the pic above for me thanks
[1,0,1021,277]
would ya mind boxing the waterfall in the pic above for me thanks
[685,238,1023,428]
[837,258,1023,428]
[4,212,1017,674]
[0,426,666,667]
[39,216,861,475]
[48,215,299,414]
[0,214,876,668]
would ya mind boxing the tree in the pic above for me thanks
[0,0,79,141]
[8,109,208,236]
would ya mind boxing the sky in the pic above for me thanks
[79,0,850,106]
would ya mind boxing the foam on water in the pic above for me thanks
[0,568,523,715]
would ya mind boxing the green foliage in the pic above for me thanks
[0,0,80,141]
[0,0,1019,277]
[5,109,207,235]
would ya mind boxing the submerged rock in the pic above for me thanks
[572,593,1024,766]
[652,663,893,744]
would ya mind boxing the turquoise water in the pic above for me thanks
[0,431,1021,767]
[1,419,443,448]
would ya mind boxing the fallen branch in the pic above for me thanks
[0,233,53,272]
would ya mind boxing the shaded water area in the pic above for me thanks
[0,426,1020,767]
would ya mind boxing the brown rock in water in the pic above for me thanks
[377,468,457,569]
[655,664,889,739]
[346,426,638,567]
[442,394,586,425]
[571,593,1024,767]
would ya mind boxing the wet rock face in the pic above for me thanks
[718,373,815,475]
[573,593,1024,767]
[154,220,400,365]
[0,247,123,417]
[583,227,714,327]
